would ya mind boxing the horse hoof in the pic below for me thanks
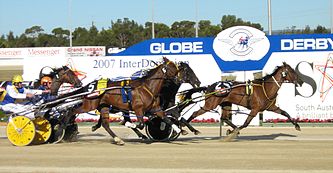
[194,130,201,135]
[295,125,301,131]
[141,135,149,140]
[91,126,98,132]
[226,129,240,136]
[114,137,125,145]
[223,128,240,142]
[137,123,144,130]
[181,130,189,136]
[226,129,232,136]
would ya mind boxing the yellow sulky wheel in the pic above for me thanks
[32,117,52,145]
[6,116,36,146]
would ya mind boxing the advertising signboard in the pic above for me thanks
[20,26,333,124]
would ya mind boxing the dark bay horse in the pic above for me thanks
[159,62,202,135]
[186,62,303,138]
[62,57,179,145]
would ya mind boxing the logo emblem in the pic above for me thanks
[213,26,270,61]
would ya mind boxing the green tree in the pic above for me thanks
[1,16,332,48]
[314,25,329,34]
[51,27,70,46]
[35,33,59,47]
[221,15,263,31]
[0,35,7,48]
[72,27,89,46]
[111,18,144,47]
[95,28,114,46]
[302,25,312,34]
[25,25,44,38]
[7,31,17,47]
[281,26,303,34]
[170,20,196,38]
[198,20,221,37]
[88,25,99,45]
[144,22,171,39]
[16,34,34,47]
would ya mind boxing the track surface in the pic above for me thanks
[0,125,333,173]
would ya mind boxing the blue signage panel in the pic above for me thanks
[107,26,333,72]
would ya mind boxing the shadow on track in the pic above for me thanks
[63,132,297,145]
[232,133,297,141]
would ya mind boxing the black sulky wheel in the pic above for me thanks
[47,119,65,144]
[145,116,180,141]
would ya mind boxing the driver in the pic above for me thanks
[38,76,56,102]
[0,75,49,119]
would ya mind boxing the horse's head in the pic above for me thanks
[177,62,201,88]
[50,66,82,95]
[279,62,303,86]
[162,57,178,78]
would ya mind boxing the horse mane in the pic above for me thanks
[56,83,91,99]
[104,63,163,87]
[253,63,285,82]
[134,64,163,82]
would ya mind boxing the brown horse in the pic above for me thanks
[91,61,202,139]
[64,57,179,145]
[186,62,303,138]
[49,66,82,94]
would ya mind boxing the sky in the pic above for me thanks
[0,0,331,36]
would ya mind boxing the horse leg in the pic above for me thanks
[133,109,145,130]
[179,118,200,135]
[100,107,125,145]
[169,108,198,136]
[221,103,238,135]
[187,99,221,135]
[187,107,207,123]
[121,113,148,140]
[238,110,259,130]
[92,116,102,132]
[268,105,301,131]
[186,108,207,135]
[221,115,238,135]
[131,128,148,140]
[187,97,221,123]
[155,111,182,134]
[223,110,258,142]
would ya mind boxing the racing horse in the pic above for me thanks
[91,61,202,139]
[49,66,82,94]
[186,62,303,138]
[159,62,202,136]
[59,57,179,145]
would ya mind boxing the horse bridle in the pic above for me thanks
[261,67,292,108]
[271,67,291,88]
[53,66,69,83]
[161,61,179,79]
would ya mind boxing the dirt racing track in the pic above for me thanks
[0,125,333,173]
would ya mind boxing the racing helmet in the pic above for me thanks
[40,76,52,85]
[12,75,23,84]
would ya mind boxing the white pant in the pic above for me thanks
[1,103,35,119]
